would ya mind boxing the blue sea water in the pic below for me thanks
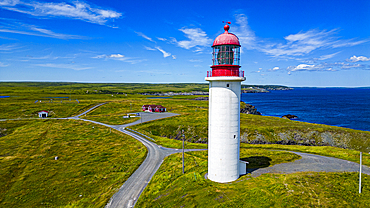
[241,88,370,131]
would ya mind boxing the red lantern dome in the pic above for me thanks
[212,25,240,47]
[207,24,243,78]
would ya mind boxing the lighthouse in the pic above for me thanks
[206,24,246,183]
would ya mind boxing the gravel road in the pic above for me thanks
[249,151,370,177]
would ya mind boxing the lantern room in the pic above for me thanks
[208,24,243,77]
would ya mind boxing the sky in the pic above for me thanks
[0,0,369,87]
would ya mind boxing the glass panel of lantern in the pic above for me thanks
[212,45,240,65]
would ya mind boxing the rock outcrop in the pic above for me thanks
[240,103,261,115]
[282,114,298,119]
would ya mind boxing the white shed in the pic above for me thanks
[38,111,49,118]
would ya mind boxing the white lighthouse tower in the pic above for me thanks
[206,23,246,183]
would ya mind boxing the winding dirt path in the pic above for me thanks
[69,104,205,208]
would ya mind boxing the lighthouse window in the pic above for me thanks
[226,84,229,87]
[212,45,240,65]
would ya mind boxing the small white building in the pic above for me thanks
[38,110,49,118]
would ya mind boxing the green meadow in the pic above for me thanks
[0,119,147,207]
[136,151,370,207]
[1,82,369,207]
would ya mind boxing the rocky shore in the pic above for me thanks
[240,103,261,115]
[139,91,208,96]
[242,86,293,93]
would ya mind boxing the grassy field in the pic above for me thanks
[0,119,147,207]
[128,100,369,153]
[136,151,370,207]
[1,82,370,207]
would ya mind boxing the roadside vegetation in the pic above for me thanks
[136,151,370,207]
[0,119,147,207]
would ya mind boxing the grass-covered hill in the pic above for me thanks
[0,119,146,207]
[1,82,369,207]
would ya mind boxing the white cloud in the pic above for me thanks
[92,54,106,59]
[189,59,202,62]
[346,55,370,62]
[0,28,83,39]
[318,52,341,60]
[144,46,156,51]
[271,66,280,71]
[144,46,173,58]
[0,62,9,67]
[26,54,53,60]
[332,39,368,48]
[35,63,92,70]
[93,54,124,58]
[155,46,171,58]
[92,53,145,64]
[286,62,368,73]
[108,54,124,58]
[135,32,155,42]
[157,37,167,41]
[0,43,21,51]
[0,0,19,6]
[233,13,256,50]
[0,0,122,25]
[259,29,368,57]
[174,27,212,50]
[289,64,320,71]
[338,62,363,69]
[0,19,85,39]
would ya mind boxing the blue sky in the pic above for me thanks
[0,0,369,87]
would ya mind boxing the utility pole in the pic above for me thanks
[359,152,362,193]
[182,129,185,174]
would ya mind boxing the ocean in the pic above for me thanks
[241,88,370,132]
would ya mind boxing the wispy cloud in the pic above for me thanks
[286,62,368,74]
[35,63,92,71]
[0,27,84,39]
[92,53,145,64]
[0,19,85,39]
[0,43,21,51]
[173,27,212,51]
[155,46,171,58]
[232,13,368,58]
[346,55,370,62]
[145,45,174,58]
[233,13,256,50]
[0,62,9,67]
[318,52,341,60]
[0,0,122,25]
[296,52,341,64]
[157,37,167,41]
[189,59,202,62]
[144,46,156,51]
[260,29,367,57]
[135,31,155,42]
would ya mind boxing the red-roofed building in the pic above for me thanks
[38,110,49,118]
[142,105,166,112]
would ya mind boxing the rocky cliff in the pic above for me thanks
[240,102,261,115]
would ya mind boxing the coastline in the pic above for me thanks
[241,88,370,132]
